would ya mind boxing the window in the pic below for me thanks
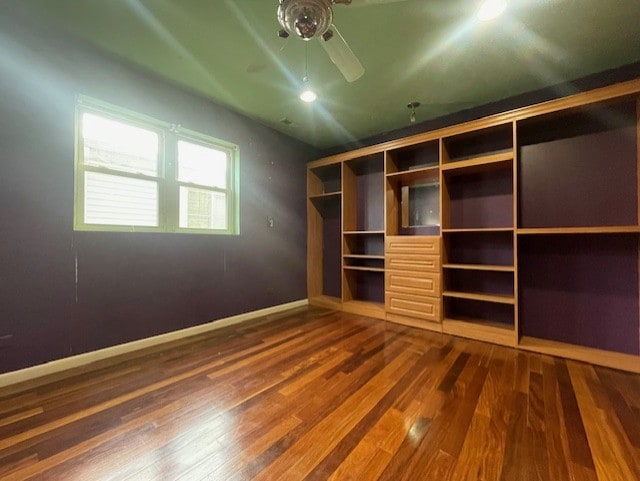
[74,96,239,234]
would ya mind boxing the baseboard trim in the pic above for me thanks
[0,299,309,390]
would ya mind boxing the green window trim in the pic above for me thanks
[74,95,239,235]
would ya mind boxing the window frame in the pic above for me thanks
[74,96,239,235]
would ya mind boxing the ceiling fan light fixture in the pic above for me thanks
[278,0,333,40]
[476,0,507,21]
[407,101,420,123]
[299,88,318,102]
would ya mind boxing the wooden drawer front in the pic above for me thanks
[386,236,440,255]
[386,293,441,322]
[386,254,440,273]
[386,271,440,297]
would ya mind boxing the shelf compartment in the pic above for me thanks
[308,163,341,196]
[308,190,341,299]
[518,234,639,355]
[444,268,513,302]
[343,266,385,273]
[443,291,515,305]
[444,297,514,324]
[343,154,385,232]
[386,165,440,236]
[442,122,514,164]
[386,140,439,174]
[443,263,514,272]
[343,269,385,306]
[309,192,341,218]
[342,300,386,320]
[518,101,637,229]
[441,151,513,176]
[443,230,513,267]
[343,253,385,271]
[443,168,513,230]
[344,232,384,259]
[442,318,514,347]
[386,165,439,185]
[309,191,342,202]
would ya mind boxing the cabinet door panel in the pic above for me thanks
[386,254,440,272]
[386,270,440,297]
[386,292,441,321]
[386,236,440,255]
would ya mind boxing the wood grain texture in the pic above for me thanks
[1,306,639,480]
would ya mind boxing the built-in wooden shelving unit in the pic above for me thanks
[307,77,640,373]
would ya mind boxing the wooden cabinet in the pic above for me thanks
[307,78,640,373]
[385,236,442,331]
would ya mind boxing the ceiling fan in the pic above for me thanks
[276,0,404,83]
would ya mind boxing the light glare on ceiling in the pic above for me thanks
[477,0,507,21]
[300,89,317,102]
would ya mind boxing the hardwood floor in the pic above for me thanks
[1,306,640,480]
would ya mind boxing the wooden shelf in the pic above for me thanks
[342,300,386,320]
[343,230,385,235]
[443,290,515,305]
[441,151,513,175]
[385,165,439,185]
[443,263,515,272]
[442,227,514,233]
[519,336,640,374]
[343,254,385,260]
[308,191,341,201]
[442,318,515,347]
[517,226,640,235]
[343,266,385,273]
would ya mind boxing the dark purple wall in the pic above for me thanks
[519,235,640,355]
[519,126,637,228]
[322,215,342,298]
[352,271,385,304]
[355,164,384,232]
[444,231,514,266]
[445,298,514,326]
[446,171,514,229]
[0,20,318,373]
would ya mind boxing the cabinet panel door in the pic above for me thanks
[386,254,440,272]
[386,236,440,255]
[385,292,441,321]
[386,270,440,297]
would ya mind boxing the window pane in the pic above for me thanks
[82,113,158,176]
[179,186,227,230]
[84,171,158,226]
[178,140,227,188]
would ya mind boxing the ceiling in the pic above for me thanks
[10,0,640,149]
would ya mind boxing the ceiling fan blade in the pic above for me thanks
[319,26,364,82]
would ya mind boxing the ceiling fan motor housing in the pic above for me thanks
[277,0,334,40]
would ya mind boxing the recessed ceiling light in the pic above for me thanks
[477,0,507,21]
[299,89,317,103]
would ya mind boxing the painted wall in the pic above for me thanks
[0,20,318,374]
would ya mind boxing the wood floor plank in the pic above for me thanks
[0,307,639,480]
[568,361,640,481]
